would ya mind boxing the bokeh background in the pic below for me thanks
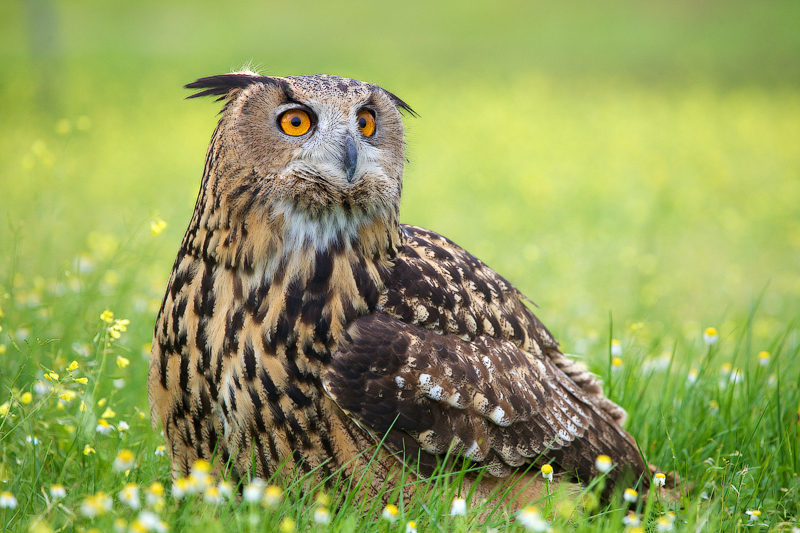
[1,0,799,361]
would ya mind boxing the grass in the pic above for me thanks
[1,0,800,531]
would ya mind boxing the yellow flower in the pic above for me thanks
[66,360,79,372]
[263,484,283,507]
[148,482,165,496]
[611,356,623,370]
[0,345,5,355]
[279,518,295,533]
[115,319,130,331]
[80,401,87,412]
[100,309,114,323]
[75,377,88,385]
[98,398,107,407]
[116,356,130,368]
[405,521,417,533]
[653,472,666,487]
[45,372,59,382]
[83,444,96,455]
[20,392,33,404]
[151,219,168,236]
[101,407,116,419]
[0,402,9,416]
[541,464,553,481]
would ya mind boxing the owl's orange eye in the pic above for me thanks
[279,109,312,136]
[357,110,375,137]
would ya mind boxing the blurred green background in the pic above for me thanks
[1,0,799,357]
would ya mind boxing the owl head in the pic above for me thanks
[186,72,415,241]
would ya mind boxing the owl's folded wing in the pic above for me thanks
[323,313,646,484]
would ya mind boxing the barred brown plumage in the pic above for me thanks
[148,71,648,506]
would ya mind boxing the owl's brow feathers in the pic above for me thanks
[184,73,418,117]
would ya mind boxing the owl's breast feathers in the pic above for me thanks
[149,219,646,487]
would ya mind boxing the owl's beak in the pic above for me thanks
[343,134,358,183]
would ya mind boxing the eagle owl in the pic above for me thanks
[148,72,648,505]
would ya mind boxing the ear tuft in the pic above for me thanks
[381,89,418,118]
[184,73,279,101]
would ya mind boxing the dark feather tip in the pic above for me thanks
[184,74,278,101]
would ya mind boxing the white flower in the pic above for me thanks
[114,449,136,471]
[622,511,640,526]
[540,464,553,482]
[26,435,40,445]
[96,418,115,435]
[203,486,222,504]
[243,479,265,503]
[405,521,418,533]
[517,506,549,532]
[133,510,169,532]
[686,368,698,384]
[80,492,112,517]
[623,488,638,502]
[0,491,18,509]
[171,478,190,500]
[758,351,770,366]
[611,356,623,372]
[145,483,165,508]
[118,420,130,432]
[653,472,666,487]
[263,485,283,507]
[450,497,467,516]
[610,339,622,356]
[314,507,331,525]
[50,484,67,500]
[703,327,718,345]
[119,483,140,509]
[595,454,613,473]
[655,516,673,531]
[154,445,166,457]
[745,510,761,522]
[382,504,399,522]
[217,480,233,498]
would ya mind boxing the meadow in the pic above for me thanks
[1,0,799,531]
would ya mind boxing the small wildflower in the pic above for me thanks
[622,511,641,526]
[758,351,770,366]
[80,401,87,412]
[610,339,622,356]
[83,444,96,455]
[382,504,400,522]
[101,407,116,419]
[171,478,189,500]
[720,362,732,376]
[0,346,5,355]
[653,472,666,487]
[745,510,761,521]
[58,390,77,403]
[0,402,9,417]
[189,459,212,491]
[218,480,233,498]
[98,398,107,407]
[118,420,130,432]
[611,356,623,371]
[243,478,265,503]
[96,418,114,435]
[450,497,467,516]
[686,368,698,383]
[80,491,112,517]
[50,484,67,500]
[75,377,89,385]
[623,488,638,502]
[113,378,126,389]
[314,507,331,525]
[26,435,41,445]
[203,486,222,504]
[151,219,168,236]
[119,483,140,509]
[629,528,645,533]
[20,392,33,404]
[655,516,673,531]
[100,309,114,323]
[709,400,719,414]
[114,518,127,533]
[406,521,417,533]
[264,485,283,507]
[704,327,718,345]
[517,506,549,532]
[541,464,553,481]
[0,491,18,509]
[45,372,59,382]
[729,368,744,384]
[66,360,79,372]
[595,454,613,473]
[145,482,165,507]
[279,518,295,533]
[114,449,136,471]
[133,510,168,533]
[154,445,166,457]
[116,355,130,368]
